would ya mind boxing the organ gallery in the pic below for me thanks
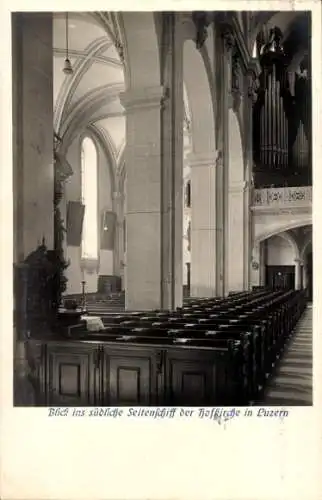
[12,10,312,407]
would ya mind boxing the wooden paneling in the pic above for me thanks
[29,341,229,406]
[266,265,295,289]
[165,350,216,406]
[46,344,99,406]
[102,347,158,406]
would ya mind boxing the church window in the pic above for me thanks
[81,137,98,260]
[185,180,191,208]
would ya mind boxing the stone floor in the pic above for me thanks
[263,305,313,406]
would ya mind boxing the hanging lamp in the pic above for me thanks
[63,12,73,75]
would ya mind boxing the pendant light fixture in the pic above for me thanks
[63,12,73,75]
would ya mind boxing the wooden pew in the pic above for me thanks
[25,288,307,406]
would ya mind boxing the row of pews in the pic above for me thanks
[27,288,307,407]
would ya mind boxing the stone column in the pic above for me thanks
[245,71,259,290]
[120,87,164,310]
[112,191,124,279]
[302,263,307,289]
[300,262,304,289]
[120,82,183,311]
[12,13,54,260]
[259,241,267,286]
[161,13,184,309]
[188,154,217,297]
[294,258,302,290]
[243,182,251,290]
[250,241,260,287]
[215,26,233,296]
[228,181,246,291]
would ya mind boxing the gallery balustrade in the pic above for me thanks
[252,186,312,208]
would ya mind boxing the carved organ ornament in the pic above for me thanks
[230,44,244,112]
[192,12,213,50]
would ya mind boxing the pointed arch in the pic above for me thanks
[87,124,116,195]
[277,232,300,260]
[183,39,215,156]
[120,12,161,90]
[81,136,99,260]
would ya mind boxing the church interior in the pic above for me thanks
[12,11,313,407]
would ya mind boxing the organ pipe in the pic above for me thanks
[281,93,285,168]
[284,102,288,169]
[254,25,311,185]
[257,27,289,172]
[273,67,277,168]
[260,85,265,164]
[276,80,280,169]
[300,125,304,169]
[268,71,272,167]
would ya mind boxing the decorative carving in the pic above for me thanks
[187,220,191,252]
[247,70,259,104]
[55,153,73,186]
[161,86,170,108]
[192,12,212,50]
[53,132,70,310]
[184,106,191,132]
[215,149,223,168]
[221,26,235,52]
[114,39,124,63]
[231,48,242,111]
[253,186,312,207]
[251,261,259,270]
[14,241,64,335]
[260,26,284,58]
[54,133,73,189]
[231,50,240,92]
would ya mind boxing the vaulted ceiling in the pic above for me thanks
[53,11,310,171]
[53,12,126,167]
[53,11,192,171]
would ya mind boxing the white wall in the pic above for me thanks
[253,210,312,243]
[182,209,190,285]
[63,132,114,294]
[98,140,114,277]
[182,160,191,286]
[266,235,295,266]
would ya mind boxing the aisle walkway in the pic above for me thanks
[263,305,313,406]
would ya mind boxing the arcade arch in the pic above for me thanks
[182,38,216,297]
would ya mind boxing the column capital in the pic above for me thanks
[120,85,168,113]
[229,180,247,193]
[186,151,218,168]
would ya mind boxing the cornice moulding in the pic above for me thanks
[186,152,217,168]
[251,205,312,216]
[229,180,247,193]
[120,86,166,112]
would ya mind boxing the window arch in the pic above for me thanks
[81,136,98,260]
[185,180,191,208]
